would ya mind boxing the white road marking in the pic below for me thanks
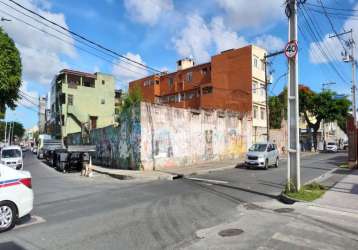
[185,177,228,184]
[308,205,358,219]
[272,232,343,250]
[15,215,46,230]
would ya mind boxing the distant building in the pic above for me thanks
[38,96,47,134]
[48,69,116,139]
[114,89,123,117]
[129,45,268,142]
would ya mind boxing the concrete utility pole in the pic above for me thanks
[4,121,7,144]
[263,50,285,142]
[286,0,300,191]
[330,29,357,126]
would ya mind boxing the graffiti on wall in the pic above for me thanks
[204,130,213,160]
[67,105,141,170]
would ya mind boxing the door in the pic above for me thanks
[90,116,98,129]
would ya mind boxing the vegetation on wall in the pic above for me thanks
[118,86,142,119]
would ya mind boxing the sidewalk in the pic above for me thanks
[91,165,175,181]
[311,168,358,212]
[91,151,320,181]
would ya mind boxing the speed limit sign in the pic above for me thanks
[285,40,298,59]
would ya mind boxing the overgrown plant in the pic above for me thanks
[119,86,142,119]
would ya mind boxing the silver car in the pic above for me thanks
[245,143,279,169]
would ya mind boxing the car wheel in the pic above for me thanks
[246,164,251,169]
[0,201,17,233]
[264,159,269,170]
[274,158,279,168]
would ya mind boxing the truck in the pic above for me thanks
[41,141,96,173]
[37,134,52,159]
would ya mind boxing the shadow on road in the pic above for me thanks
[0,242,27,250]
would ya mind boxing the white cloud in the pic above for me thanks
[254,34,285,52]
[1,0,76,84]
[18,81,39,108]
[215,0,283,30]
[173,14,212,63]
[112,52,148,89]
[173,15,249,63]
[124,0,173,26]
[210,16,247,53]
[309,3,358,64]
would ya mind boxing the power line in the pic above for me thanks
[299,5,350,86]
[305,2,358,12]
[317,0,347,52]
[7,0,161,74]
[0,8,149,79]
[0,0,152,76]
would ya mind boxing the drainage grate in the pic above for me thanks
[274,208,294,213]
[218,228,244,237]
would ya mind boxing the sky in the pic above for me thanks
[1,0,358,129]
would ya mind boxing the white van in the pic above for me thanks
[0,145,23,170]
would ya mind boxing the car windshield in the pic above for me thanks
[327,142,336,145]
[249,144,267,152]
[1,149,21,158]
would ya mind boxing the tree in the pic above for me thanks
[119,86,142,118]
[268,87,287,129]
[0,121,25,141]
[0,28,22,117]
[299,85,351,150]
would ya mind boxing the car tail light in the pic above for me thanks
[20,178,32,189]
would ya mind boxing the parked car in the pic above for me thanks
[32,146,38,154]
[245,143,279,169]
[326,142,338,153]
[1,145,23,170]
[343,141,348,150]
[0,163,33,233]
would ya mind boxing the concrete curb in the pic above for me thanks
[92,167,176,181]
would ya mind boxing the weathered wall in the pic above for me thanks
[269,119,288,155]
[67,105,141,169]
[140,103,252,170]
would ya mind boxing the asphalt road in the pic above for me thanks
[0,151,347,250]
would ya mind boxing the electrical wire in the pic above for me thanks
[0,8,149,79]
[7,0,161,74]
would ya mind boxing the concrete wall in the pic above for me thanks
[67,105,141,169]
[140,103,251,170]
[67,102,252,170]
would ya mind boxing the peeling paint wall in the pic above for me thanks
[67,102,252,170]
[140,103,252,170]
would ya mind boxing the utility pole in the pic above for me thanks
[4,121,7,144]
[8,122,12,145]
[263,50,285,142]
[330,29,356,126]
[286,0,300,191]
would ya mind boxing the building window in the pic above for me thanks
[168,77,174,88]
[144,80,150,86]
[101,99,105,104]
[83,77,95,88]
[260,107,265,120]
[186,71,193,82]
[201,68,208,75]
[253,105,258,119]
[202,86,213,95]
[68,94,73,106]
[253,82,257,93]
[155,80,159,85]
[261,84,265,96]
[253,55,259,68]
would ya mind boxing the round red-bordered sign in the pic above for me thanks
[285,40,298,59]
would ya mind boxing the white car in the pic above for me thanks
[1,145,23,170]
[326,142,338,153]
[245,143,280,169]
[0,164,33,232]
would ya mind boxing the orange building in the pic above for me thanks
[129,45,268,141]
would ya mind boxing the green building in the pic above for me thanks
[49,69,117,139]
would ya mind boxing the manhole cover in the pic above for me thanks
[274,208,294,213]
[218,228,244,237]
